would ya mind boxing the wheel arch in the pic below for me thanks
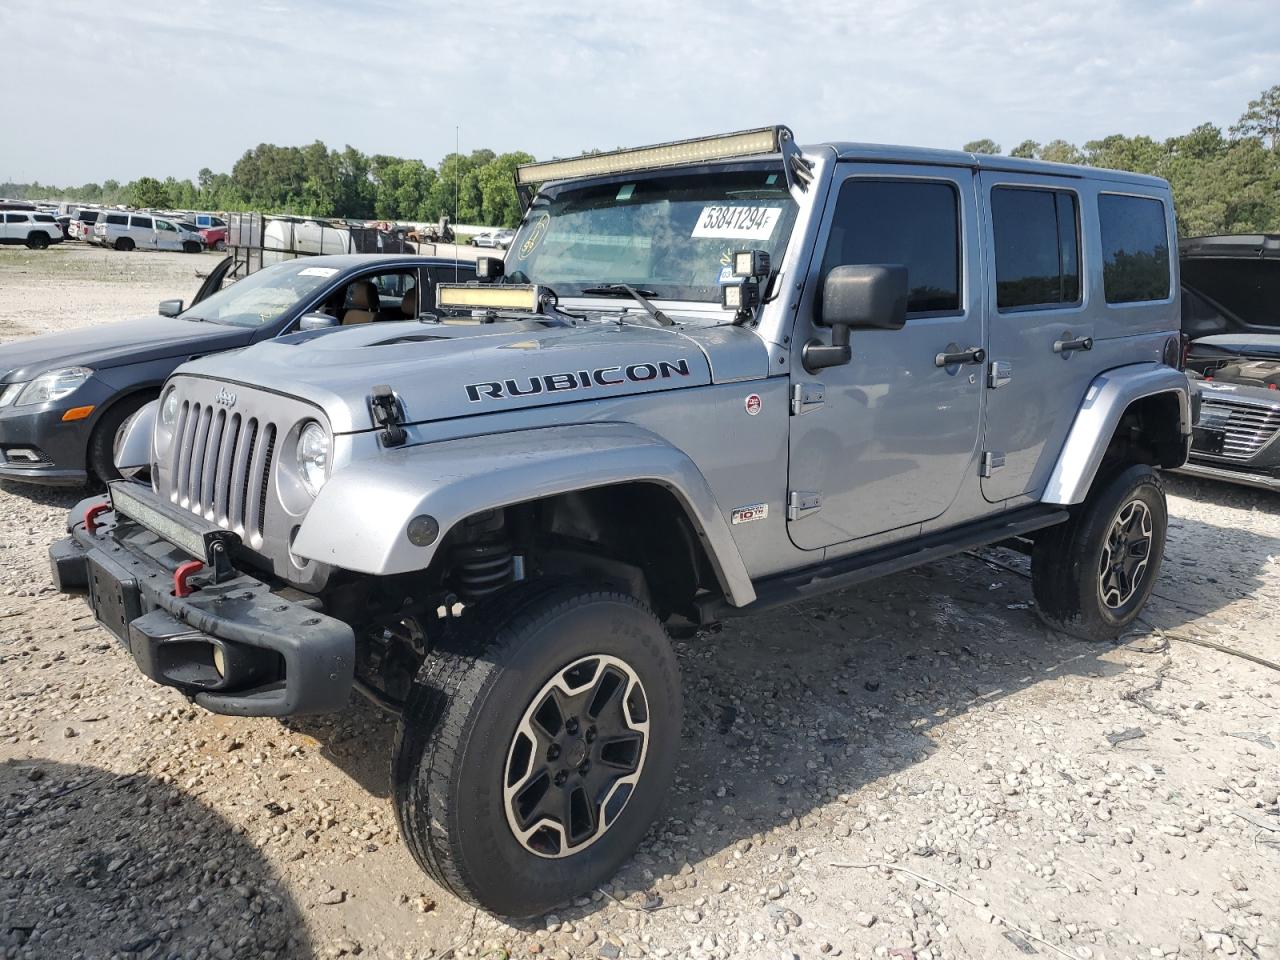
[291,423,757,607]
[1042,362,1192,505]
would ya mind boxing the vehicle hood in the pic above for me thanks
[1188,333,1280,361]
[0,316,252,382]
[174,318,767,433]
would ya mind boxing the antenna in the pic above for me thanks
[454,124,460,283]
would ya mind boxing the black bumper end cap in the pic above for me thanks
[49,536,89,594]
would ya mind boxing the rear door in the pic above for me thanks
[130,215,157,249]
[786,165,986,549]
[978,173,1092,501]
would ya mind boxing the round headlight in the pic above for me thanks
[296,421,330,497]
[160,389,179,426]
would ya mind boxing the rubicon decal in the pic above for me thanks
[465,359,692,402]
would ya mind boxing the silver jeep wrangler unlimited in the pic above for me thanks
[50,127,1192,916]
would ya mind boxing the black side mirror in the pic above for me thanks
[158,299,183,317]
[804,264,908,372]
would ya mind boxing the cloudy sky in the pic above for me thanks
[3,0,1278,185]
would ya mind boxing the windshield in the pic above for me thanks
[508,166,798,303]
[183,260,338,328]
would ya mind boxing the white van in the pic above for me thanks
[92,212,205,252]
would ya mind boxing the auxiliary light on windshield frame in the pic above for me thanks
[513,125,811,208]
[436,283,541,313]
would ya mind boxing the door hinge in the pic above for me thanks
[786,490,822,520]
[988,360,1012,389]
[790,382,825,416]
[980,451,1006,477]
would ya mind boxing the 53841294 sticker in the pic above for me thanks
[691,205,782,240]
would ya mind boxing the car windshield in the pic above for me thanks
[182,260,338,328]
[507,166,799,304]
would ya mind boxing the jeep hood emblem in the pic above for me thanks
[214,387,237,407]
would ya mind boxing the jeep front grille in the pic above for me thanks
[169,400,277,544]
[1199,397,1280,462]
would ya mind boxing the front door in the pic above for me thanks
[978,172,1093,501]
[787,165,986,550]
[154,218,181,251]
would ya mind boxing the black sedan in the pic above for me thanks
[0,253,475,487]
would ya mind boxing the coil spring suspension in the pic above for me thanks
[452,540,514,604]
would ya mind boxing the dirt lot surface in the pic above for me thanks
[1,245,1278,960]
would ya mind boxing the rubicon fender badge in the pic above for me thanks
[744,393,762,416]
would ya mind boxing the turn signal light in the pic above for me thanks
[61,405,95,422]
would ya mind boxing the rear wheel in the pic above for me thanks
[1032,464,1167,640]
[25,232,50,250]
[213,239,226,251]
[114,237,135,252]
[392,580,681,917]
[182,240,201,254]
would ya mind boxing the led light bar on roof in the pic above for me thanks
[515,126,790,187]
[436,283,541,313]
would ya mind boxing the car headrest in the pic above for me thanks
[401,285,418,318]
[350,281,379,310]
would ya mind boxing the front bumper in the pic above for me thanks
[1175,460,1280,492]
[0,403,92,486]
[49,492,354,716]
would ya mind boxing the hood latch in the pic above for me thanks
[369,385,407,447]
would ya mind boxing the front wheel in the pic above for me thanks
[1032,464,1167,641]
[213,239,226,251]
[392,581,681,917]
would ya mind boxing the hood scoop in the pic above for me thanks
[367,333,450,346]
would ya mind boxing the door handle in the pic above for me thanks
[934,346,986,368]
[1053,335,1093,354]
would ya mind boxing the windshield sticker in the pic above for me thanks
[691,205,782,240]
[298,267,339,277]
[616,183,635,201]
[517,213,551,260]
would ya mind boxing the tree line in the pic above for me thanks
[4,85,1277,234]
[963,84,1280,236]
[1,144,534,227]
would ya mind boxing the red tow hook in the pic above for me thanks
[173,560,205,598]
[84,502,112,534]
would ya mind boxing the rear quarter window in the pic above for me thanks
[106,213,128,225]
[1098,194,1171,304]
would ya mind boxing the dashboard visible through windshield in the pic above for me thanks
[508,167,799,303]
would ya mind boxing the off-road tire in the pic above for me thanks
[1032,464,1167,641]
[25,232,50,250]
[114,237,135,252]
[392,580,682,917]
[87,393,156,485]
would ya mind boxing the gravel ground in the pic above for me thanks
[1,245,1278,960]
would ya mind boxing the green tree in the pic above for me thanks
[1231,84,1280,149]
[1038,139,1084,165]
[1010,140,1040,159]
[962,139,1001,155]
[128,176,171,208]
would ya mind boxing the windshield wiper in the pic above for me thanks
[580,285,674,327]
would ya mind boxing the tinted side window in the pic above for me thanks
[106,213,128,225]
[991,187,1080,310]
[820,179,961,314]
[131,216,153,230]
[1098,194,1170,304]
[34,214,56,223]
[8,214,30,223]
